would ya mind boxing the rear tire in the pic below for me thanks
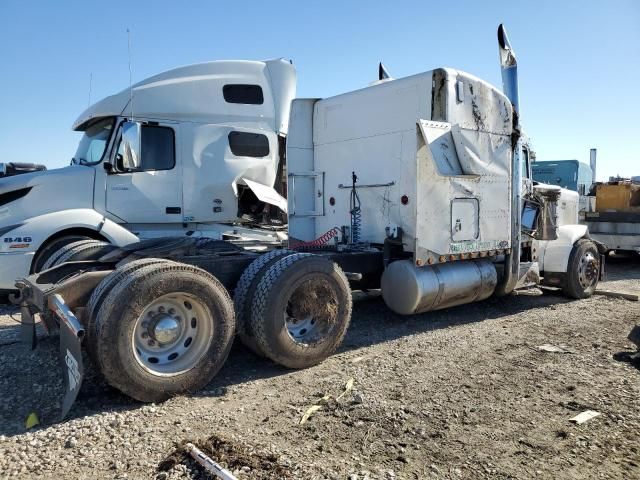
[233,249,294,356]
[563,239,600,299]
[86,258,177,361]
[93,262,235,402]
[249,254,352,369]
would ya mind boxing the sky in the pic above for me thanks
[0,0,638,181]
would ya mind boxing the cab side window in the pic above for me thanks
[223,84,264,105]
[116,125,175,171]
[228,131,269,157]
[521,147,531,179]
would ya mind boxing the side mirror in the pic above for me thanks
[121,121,142,170]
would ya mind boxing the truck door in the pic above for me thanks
[105,121,182,224]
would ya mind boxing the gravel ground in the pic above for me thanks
[0,254,639,479]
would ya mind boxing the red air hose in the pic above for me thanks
[290,227,341,249]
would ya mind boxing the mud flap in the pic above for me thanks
[50,294,85,420]
[59,320,84,419]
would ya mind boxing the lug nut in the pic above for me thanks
[147,339,155,346]
[141,332,148,339]
[168,308,176,315]
[158,306,165,313]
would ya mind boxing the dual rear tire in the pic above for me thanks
[85,252,352,402]
[239,253,352,369]
[89,261,235,403]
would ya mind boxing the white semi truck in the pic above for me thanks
[10,25,605,417]
[0,59,295,296]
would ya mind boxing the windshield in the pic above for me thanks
[74,117,115,165]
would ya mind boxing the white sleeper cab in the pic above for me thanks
[0,59,295,293]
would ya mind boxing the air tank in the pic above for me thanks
[381,259,498,315]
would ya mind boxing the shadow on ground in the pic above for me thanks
[604,251,640,281]
[0,285,574,437]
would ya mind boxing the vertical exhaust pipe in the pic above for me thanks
[498,24,519,122]
[379,62,391,81]
[495,23,521,296]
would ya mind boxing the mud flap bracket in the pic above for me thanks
[20,303,38,350]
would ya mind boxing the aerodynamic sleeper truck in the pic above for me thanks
[0,59,295,294]
[11,25,605,418]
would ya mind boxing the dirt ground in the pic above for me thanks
[0,254,639,479]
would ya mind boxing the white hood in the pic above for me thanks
[0,166,95,226]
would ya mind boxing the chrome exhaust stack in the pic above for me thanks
[495,23,522,296]
[498,24,519,121]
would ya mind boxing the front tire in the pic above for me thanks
[31,235,90,273]
[93,263,235,402]
[563,239,600,299]
[42,239,115,270]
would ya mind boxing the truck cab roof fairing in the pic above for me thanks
[72,59,296,134]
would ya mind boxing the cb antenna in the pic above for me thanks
[127,28,134,120]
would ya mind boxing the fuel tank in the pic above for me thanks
[381,259,498,315]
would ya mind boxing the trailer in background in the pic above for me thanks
[582,180,640,254]
[532,159,593,195]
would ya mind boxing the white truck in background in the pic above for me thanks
[0,59,295,295]
[0,162,46,178]
[10,25,605,418]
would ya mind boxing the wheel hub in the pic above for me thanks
[151,315,181,345]
[132,293,213,376]
[578,252,599,288]
[284,277,338,345]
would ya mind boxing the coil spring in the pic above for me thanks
[350,172,362,244]
[350,205,361,243]
[290,227,340,250]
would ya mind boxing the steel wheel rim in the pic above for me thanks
[578,251,599,289]
[284,275,338,345]
[132,293,213,376]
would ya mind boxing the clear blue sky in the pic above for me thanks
[1,0,637,181]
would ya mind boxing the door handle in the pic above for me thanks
[166,207,181,214]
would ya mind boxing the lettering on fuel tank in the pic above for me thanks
[450,240,497,253]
